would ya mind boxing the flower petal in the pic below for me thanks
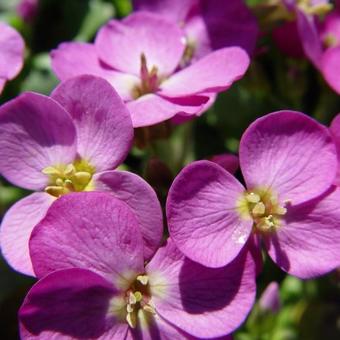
[133,0,258,57]
[330,113,340,185]
[126,93,205,128]
[160,47,249,97]
[19,268,127,339]
[51,75,133,171]
[320,46,340,95]
[0,92,77,190]
[296,10,322,67]
[92,170,163,260]
[95,12,185,76]
[0,192,54,277]
[240,110,337,205]
[30,192,144,283]
[265,186,340,279]
[147,240,256,338]
[167,160,253,268]
[50,42,139,101]
[0,22,24,80]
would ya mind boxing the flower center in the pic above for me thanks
[124,275,155,328]
[133,54,161,99]
[297,0,332,17]
[108,274,156,329]
[42,159,95,197]
[238,189,288,232]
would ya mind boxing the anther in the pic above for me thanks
[246,192,261,203]
[136,275,149,285]
[252,202,266,216]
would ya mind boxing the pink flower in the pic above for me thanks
[0,75,163,276]
[273,1,340,93]
[167,110,340,278]
[19,192,255,339]
[51,12,250,127]
[133,0,259,63]
[0,22,25,94]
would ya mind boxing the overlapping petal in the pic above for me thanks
[265,186,340,279]
[160,47,250,98]
[95,12,185,77]
[0,92,77,190]
[167,160,253,268]
[240,111,337,205]
[51,75,133,171]
[92,170,163,259]
[19,268,123,339]
[30,192,144,283]
[147,240,256,338]
[0,193,54,276]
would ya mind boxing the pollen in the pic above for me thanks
[237,188,288,232]
[42,159,95,197]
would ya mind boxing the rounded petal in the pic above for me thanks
[92,170,163,260]
[19,268,128,339]
[30,192,144,283]
[51,75,133,171]
[320,46,340,94]
[160,47,250,98]
[146,240,256,338]
[167,160,253,268]
[265,186,340,279]
[0,22,24,80]
[50,42,139,101]
[127,93,205,128]
[0,92,77,190]
[95,12,185,77]
[0,192,54,276]
[240,110,337,205]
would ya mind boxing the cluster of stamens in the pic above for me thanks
[240,189,288,232]
[42,161,94,197]
[133,54,161,98]
[124,274,156,328]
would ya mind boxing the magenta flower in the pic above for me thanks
[273,0,340,93]
[0,22,25,94]
[167,111,340,279]
[19,192,255,339]
[133,0,259,62]
[51,12,250,127]
[0,75,163,276]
